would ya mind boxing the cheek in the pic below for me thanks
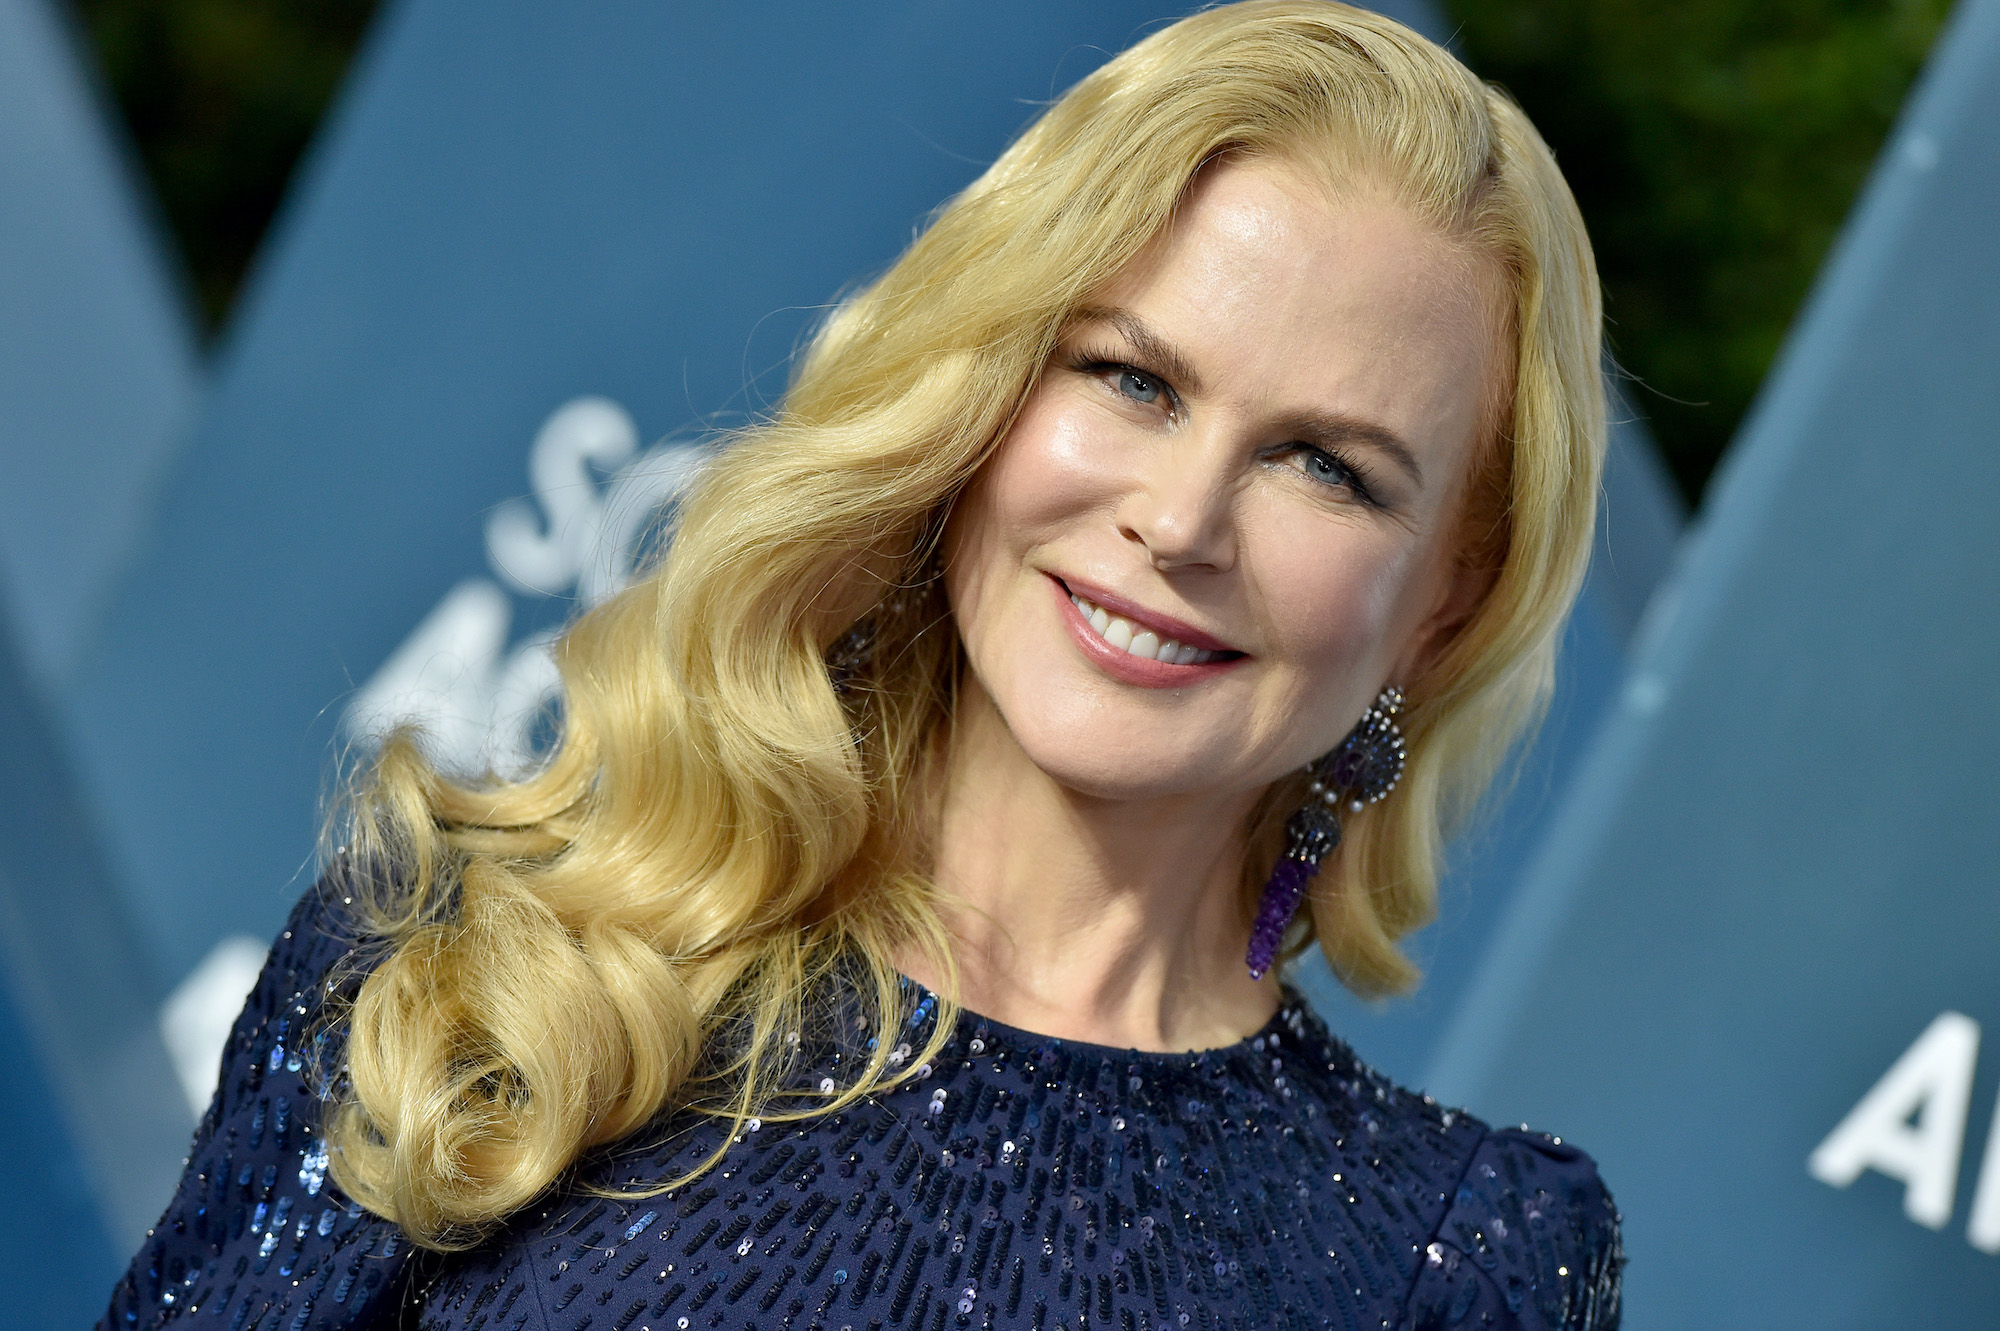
[944,394,1070,632]
[987,391,1121,528]
[946,390,1121,577]
[1253,524,1425,694]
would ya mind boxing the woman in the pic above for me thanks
[105,4,1620,1327]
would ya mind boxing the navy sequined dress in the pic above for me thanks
[103,878,1621,1330]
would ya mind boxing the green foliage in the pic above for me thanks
[72,0,378,330]
[1448,0,1953,500]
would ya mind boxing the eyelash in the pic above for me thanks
[1068,347,1180,416]
[1284,443,1379,507]
[1064,346,1381,507]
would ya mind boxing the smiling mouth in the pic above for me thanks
[1063,588,1242,666]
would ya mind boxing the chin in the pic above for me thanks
[1002,701,1251,803]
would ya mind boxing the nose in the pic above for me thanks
[1114,429,1239,573]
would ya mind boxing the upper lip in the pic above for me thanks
[1052,574,1243,655]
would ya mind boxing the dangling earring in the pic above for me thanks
[1246,686,1407,980]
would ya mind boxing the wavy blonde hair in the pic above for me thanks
[326,0,1603,1249]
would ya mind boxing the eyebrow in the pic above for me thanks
[1069,305,1209,400]
[1279,411,1426,487]
[1067,304,1426,487]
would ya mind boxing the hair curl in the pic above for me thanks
[325,0,1603,1249]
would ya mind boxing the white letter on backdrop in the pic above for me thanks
[1966,1082,2000,1253]
[1808,1011,1980,1230]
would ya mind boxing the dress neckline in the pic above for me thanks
[897,973,1309,1066]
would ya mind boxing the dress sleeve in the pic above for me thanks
[1401,1127,1623,1331]
[99,870,412,1329]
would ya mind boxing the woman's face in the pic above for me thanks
[943,156,1506,804]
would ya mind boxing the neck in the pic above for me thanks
[910,683,1281,1053]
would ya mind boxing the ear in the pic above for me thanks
[1391,549,1499,688]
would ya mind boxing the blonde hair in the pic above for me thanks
[326,0,1603,1248]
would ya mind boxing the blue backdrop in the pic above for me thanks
[1426,0,2000,1322]
[0,0,198,698]
[43,0,1996,1323]
[0,0,201,1320]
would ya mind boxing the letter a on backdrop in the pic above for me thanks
[1809,1011,1979,1229]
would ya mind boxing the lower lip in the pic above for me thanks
[1049,577,1245,689]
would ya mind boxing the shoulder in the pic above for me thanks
[193,868,374,1122]
[100,861,410,1330]
[246,868,369,1020]
[175,864,376,1145]
[1274,995,1491,1198]
[1276,999,1621,1328]
[1405,1121,1624,1329]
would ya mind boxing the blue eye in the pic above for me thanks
[1302,450,1347,484]
[1290,446,1377,505]
[1117,368,1163,404]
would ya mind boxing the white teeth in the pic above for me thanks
[1068,591,1221,665]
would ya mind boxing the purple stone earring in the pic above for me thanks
[1246,686,1407,980]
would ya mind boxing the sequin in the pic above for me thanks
[101,874,1622,1330]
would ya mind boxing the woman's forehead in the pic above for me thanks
[1075,158,1508,474]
